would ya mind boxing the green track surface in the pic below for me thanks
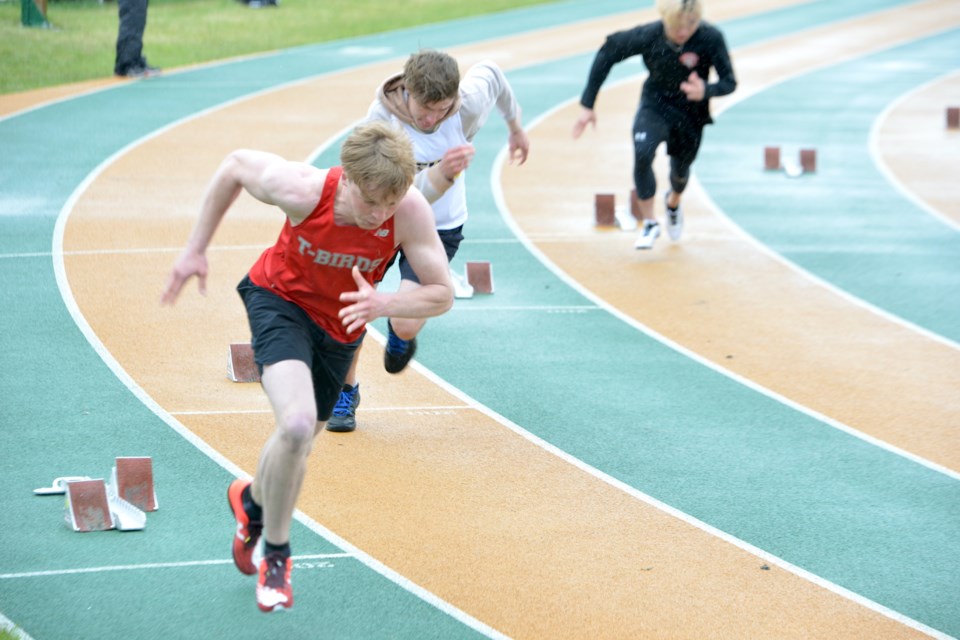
[2,0,958,638]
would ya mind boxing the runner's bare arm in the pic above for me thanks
[338,189,453,332]
[161,150,324,305]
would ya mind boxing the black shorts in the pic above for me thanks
[387,225,464,284]
[236,275,362,422]
[633,105,703,166]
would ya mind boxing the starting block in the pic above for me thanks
[594,193,616,227]
[613,205,638,231]
[112,457,158,512]
[767,146,816,178]
[64,479,114,532]
[465,261,494,294]
[228,342,260,383]
[449,267,474,299]
[764,146,781,171]
[40,457,157,532]
[947,106,959,129]
[33,476,92,495]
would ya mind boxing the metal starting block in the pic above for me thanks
[64,479,114,532]
[764,146,781,170]
[34,476,92,495]
[59,475,150,532]
[465,261,494,294]
[106,482,148,531]
[40,456,157,532]
[765,146,816,178]
[594,193,616,227]
[449,267,474,299]
[228,342,260,383]
[112,456,158,512]
[614,205,638,231]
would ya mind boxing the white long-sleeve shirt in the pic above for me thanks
[365,61,521,230]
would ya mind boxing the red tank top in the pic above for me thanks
[248,167,396,343]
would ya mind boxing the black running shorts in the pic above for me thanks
[236,275,362,422]
[392,225,464,283]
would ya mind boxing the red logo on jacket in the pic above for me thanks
[679,52,699,69]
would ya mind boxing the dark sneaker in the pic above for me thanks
[383,321,416,374]
[257,552,293,612]
[227,479,262,575]
[326,384,360,433]
[116,64,162,78]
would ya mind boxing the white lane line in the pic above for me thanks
[0,612,34,640]
[869,67,960,231]
[0,554,353,580]
[169,405,472,416]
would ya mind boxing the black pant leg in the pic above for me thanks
[114,0,148,74]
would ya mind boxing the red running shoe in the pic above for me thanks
[257,552,293,612]
[227,479,262,575]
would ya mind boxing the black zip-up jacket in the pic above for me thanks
[580,20,737,127]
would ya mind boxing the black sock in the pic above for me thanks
[264,540,291,558]
[241,485,262,522]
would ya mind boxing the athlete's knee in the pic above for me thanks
[669,173,689,194]
[278,409,317,453]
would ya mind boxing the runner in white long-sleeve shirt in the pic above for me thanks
[328,49,530,433]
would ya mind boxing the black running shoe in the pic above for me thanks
[383,321,417,374]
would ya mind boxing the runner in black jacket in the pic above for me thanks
[573,0,736,249]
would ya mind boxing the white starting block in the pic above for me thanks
[449,267,474,299]
[106,481,147,531]
[614,205,638,231]
[465,261,494,294]
[228,342,260,383]
[782,158,803,178]
[33,476,92,495]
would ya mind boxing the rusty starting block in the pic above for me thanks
[113,456,158,512]
[228,342,260,383]
[64,479,114,532]
[764,146,781,170]
[465,261,494,294]
[594,193,616,227]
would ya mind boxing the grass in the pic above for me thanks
[0,0,553,94]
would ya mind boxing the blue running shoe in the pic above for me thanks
[384,320,417,374]
[326,384,360,433]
